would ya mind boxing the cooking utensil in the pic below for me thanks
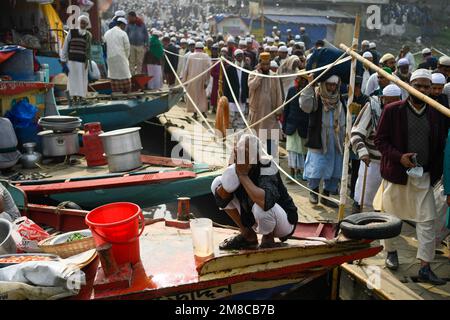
[99,127,142,155]
[38,130,80,157]
[20,142,42,169]
[104,149,142,173]
[0,218,16,255]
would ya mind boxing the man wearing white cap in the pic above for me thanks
[181,42,211,120]
[430,73,449,108]
[245,37,257,69]
[286,29,293,43]
[300,75,346,208]
[395,58,411,83]
[436,56,450,81]
[269,46,278,61]
[360,40,370,54]
[109,10,126,29]
[375,69,447,285]
[369,42,380,66]
[223,49,250,130]
[351,84,402,213]
[176,38,188,77]
[104,17,132,93]
[418,48,438,70]
[60,15,92,104]
[274,46,288,67]
[361,51,374,94]
[364,53,398,97]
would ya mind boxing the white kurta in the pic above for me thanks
[104,26,131,80]
[60,32,88,98]
[354,161,382,210]
[181,51,211,113]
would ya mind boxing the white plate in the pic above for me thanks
[49,229,92,245]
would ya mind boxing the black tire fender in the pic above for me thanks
[340,212,402,240]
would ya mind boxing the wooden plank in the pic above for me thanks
[341,263,423,300]
[140,155,193,168]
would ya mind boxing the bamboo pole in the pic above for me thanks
[330,14,361,301]
[339,44,450,118]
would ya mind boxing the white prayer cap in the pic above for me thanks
[170,37,177,42]
[195,42,204,49]
[114,10,126,17]
[227,37,235,44]
[272,26,277,29]
[117,17,128,25]
[382,84,402,97]
[78,14,90,24]
[439,56,450,66]
[251,34,255,39]
[410,68,433,82]
[278,46,288,53]
[246,37,252,43]
[267,37,274,43]
[422,48,432,55]
[218,40,225,46]
[270,46,278,52]
[220,47,228,53]
[206,37,213,42]
[432,73,446,85]
[289,40,295,45]
[274,36,280,41]
[187,39,195,45]
[270,61,278,68]
[238,39,247,46]
[361,40,370,46]
[325,75,340,84]
[180,38,187,44]
[295,34,301,40]
[278,42,286,46]
[362,51,373,59]
[369,42,376,49]
[380,53,395,64]
[287,29,291,32]
[234,49,244,56]
[397,58,410,66]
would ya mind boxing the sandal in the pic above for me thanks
[219,234,258,250]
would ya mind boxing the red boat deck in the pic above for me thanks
[75,221,382,300]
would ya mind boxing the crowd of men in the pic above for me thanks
[59,8,450,286]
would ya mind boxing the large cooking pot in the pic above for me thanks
[0,218,16,255]
[37,130,80,157]
[99,127,142,155]
[99,127,143,173]
[105,149,143,173]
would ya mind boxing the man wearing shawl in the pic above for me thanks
[181,42,211,120]
[104,18,131,93]
[60,15,92,104]
[277,54,301,101]
[248,52,283,157]
[144,32,164,90]
[299,75,346,208]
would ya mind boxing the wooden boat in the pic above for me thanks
[2,180,382,300]
[6,155,222,210]
[88,74,153,94]
[57,88,184,132]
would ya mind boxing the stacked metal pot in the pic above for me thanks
[99,127,143,173]
[37,116,82,157]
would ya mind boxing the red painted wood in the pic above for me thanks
[18,171,196,195]
[0,81,54,95]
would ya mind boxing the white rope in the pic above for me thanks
[163,53,216,136]
[220,56,352,79]
[220,58,341,204]
[221,51,349,142]
[164,48,221,61]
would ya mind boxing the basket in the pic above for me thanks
[38,235,96,258]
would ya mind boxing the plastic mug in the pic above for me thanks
[190,218,214,259]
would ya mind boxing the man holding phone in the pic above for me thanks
[375,69,447,285]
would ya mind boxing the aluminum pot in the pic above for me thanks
[99,127,142,155]
[0,218,16,255]
[105,149,142,173]
[37,130,80,157]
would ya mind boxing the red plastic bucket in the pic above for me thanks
[85,202,144,265]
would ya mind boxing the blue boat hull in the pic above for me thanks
[57,90,183,131]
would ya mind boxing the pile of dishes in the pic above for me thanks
[37,116,82,157]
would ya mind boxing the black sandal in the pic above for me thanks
[219,234,258,250]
